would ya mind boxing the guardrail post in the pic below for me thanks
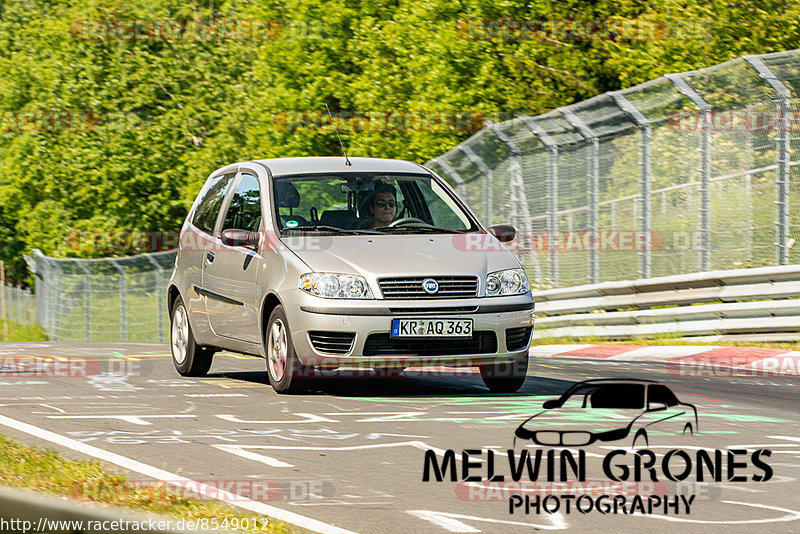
[74,260,92,342]
[560,108,600,284]
[744,55,792,265]
[521,117,560,287]
[487,120,544,284]
[745,174,754,261]
[110,259,127,342]
[459,143,494,225]
[665,73,712,272]
[145,254,166,343]
[430,157,467,198]
[611,92,652,278]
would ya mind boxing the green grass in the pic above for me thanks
[0,434,298,533]
[0,319,48,342]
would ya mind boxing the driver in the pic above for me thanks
[368,184,397,228]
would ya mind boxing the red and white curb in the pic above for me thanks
[531,344,800,377]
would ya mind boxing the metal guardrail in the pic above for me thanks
[532,265,800,339]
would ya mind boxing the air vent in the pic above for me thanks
[362,331,497,356]
[308,331,355,355]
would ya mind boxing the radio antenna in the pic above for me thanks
[325,103,351,166]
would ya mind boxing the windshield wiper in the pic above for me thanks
[372,225,463,234]
[282,225,384,235]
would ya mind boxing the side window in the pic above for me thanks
[223,173,261,231]
[416,179,470,230]
[192,173,236,234]
[648,385,680,407]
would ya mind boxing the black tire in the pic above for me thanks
[265,305,309,394]
[479,351,528,393]
[170,296,214,377]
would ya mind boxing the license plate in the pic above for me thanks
[391,318,473,338]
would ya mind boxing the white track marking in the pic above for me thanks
[528,345,593,356]
[212,445,295,467]
[0,414,357,534]
[46,414,195,426]
[606,346,717,360]
[215,413,337,424]
[641,501,800,524]
[407,510,567,532]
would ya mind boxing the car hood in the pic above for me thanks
[518,408,643,434]
[281,234,521,278]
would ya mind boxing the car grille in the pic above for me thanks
[378,276,479,299]
[362,331,497,356]
[308,331,356,355]
[506,326,533,351]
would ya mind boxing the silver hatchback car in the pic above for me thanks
[167,157,534,394]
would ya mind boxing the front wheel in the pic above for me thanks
[265,305,309,394]
[479,352,528,393]
[170,296,214,376]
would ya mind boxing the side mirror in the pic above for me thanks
[648,402,667,412]
[542,399,560,409]
[221,229,259,249]
[488,225,516,243]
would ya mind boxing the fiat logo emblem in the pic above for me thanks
[422,278,439,294]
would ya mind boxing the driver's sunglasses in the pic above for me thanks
[375,200,397,208]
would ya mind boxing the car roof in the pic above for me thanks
[249,157,429,177]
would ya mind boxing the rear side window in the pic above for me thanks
[192,173,236,234]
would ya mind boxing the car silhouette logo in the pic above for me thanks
[514,379,698,448]
[422,278,439,294]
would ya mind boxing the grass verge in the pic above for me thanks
[0,319,48,342]
[0,433,298,532]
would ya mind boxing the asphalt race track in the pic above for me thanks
[0,342,798,533]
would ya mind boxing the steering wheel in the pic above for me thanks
[389,217,428,227]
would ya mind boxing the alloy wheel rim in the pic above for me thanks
[171,305,188,364]
[268,319,288,381]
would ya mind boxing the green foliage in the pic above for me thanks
[1,0,798,283]
[0,318,47,341]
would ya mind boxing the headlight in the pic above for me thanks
[299,273,374,299]
[485,268,529,297]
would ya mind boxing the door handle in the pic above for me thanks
[206,251,215,263]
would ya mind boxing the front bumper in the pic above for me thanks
[281,290,535,368]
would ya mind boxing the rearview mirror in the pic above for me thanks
[221,229,259,249]
[542,399,560,409]
[488,225,516,243]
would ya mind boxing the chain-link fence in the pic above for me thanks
[427,49,800,289]
[23,249,175,342]
[14,49,800,340]
[0,284,36,327]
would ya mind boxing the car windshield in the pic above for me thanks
[558,384,646,410]
[272,173,477,235]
